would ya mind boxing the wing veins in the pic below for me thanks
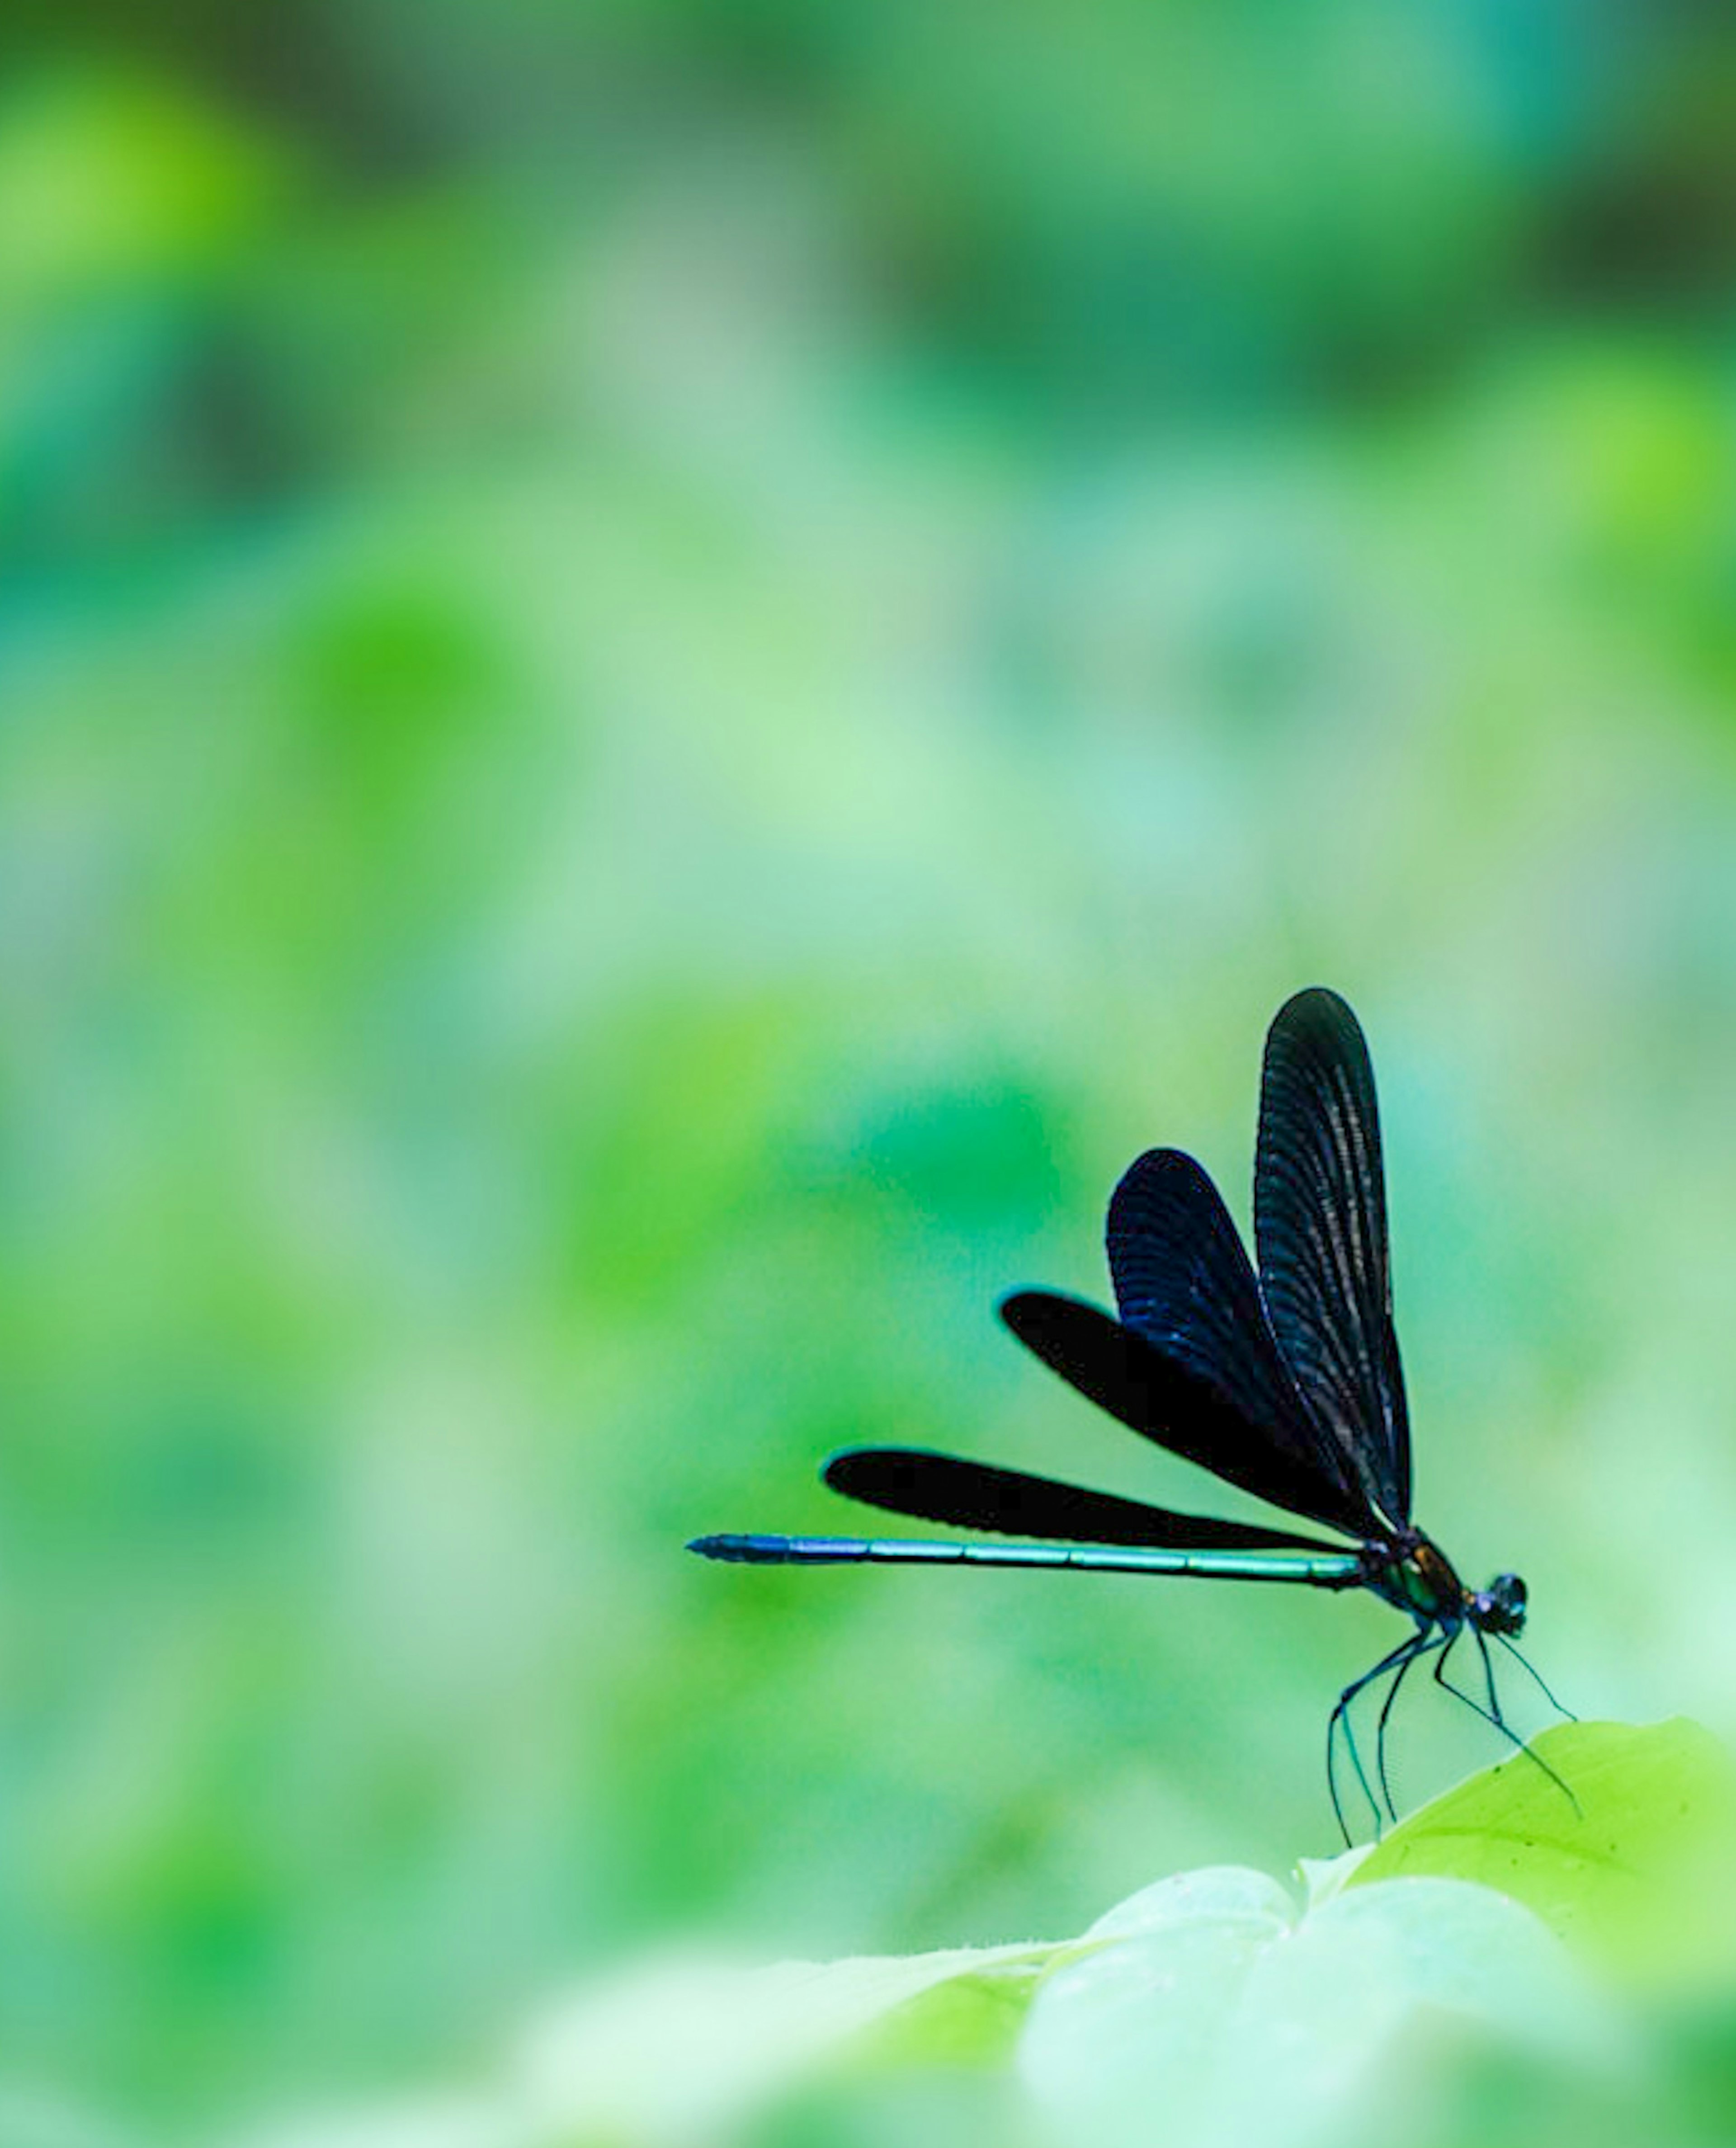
[1255,989,1412,1526]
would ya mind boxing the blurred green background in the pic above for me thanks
[5,1,1736,2136]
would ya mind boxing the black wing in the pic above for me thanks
[1104,1149,1386,1535]
[824,1446,1345,1553]
[1255,988,1410,1528]
[1002,1282,1380,1540]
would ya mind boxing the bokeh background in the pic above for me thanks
[6,2,1736,2137]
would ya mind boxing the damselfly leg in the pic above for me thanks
[1433,1630,1580,1817]
[1328,1634,1426,1844]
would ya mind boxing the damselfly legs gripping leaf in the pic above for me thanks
[691,989,1573,1838]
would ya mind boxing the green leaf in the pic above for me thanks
[1349,1717,1736,1987]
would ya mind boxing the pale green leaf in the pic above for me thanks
[1019,1865,1610,2148]
[516,1936,1063,2144]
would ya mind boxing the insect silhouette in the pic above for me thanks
[690,988,1572,1837]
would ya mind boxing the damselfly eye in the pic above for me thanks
[1478,1572,1527,1634]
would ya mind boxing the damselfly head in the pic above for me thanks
[1471,1571,1527,1635]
